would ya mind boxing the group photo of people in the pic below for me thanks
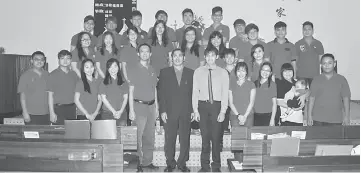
[16,5,352,172]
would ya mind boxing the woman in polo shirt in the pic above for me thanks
[249,44,267,82]
[180,26,205,70]
[99,58,128,126]
[121,26,139,82]
[206,31,226,68]
[253,62,277,126]
[74,59,102,120]
[229,62,256,127]
[95,31,120,79]
[71,32,96,78]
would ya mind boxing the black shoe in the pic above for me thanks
[136,165,143,172]
[212,168,221,172]
[164,165,175,172]
[178,165,191,172]
[198,167,210,172]
[142,163,159,170]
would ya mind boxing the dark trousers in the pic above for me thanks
[77,114,102,120]
[26,114,49,125]
[164,114,191,168]
[281,121,303,126]
[254,112,272,126]
[198,101,222,169]
[53,103,76,125]
[313,120,342,126]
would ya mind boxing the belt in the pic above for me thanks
[54,103,75,107]
[134,99,155,105]
[199,100,221,103]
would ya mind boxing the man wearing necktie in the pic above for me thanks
[192,47,229,172]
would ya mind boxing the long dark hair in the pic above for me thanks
[206,31,226,59]
[103,58,123,86]
[280,63,296,83]
[76,32,91,62]
[151,20,169,47]
[180,26,200,57]
[250,44,265,74]
[255,62,273,88]
[80,59,95,94]
[100,31,118,56]
[234,62,249,79]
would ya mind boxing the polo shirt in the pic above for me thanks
[120,44,139,68]
[75,78,101,115]
[128,63,158,101]
[70,32,97,50]
[249,61,263,82]
[95,49,121,74]
[192,65,229,113]
[97,32,124,49]
[99,79,129,112]
[121,29,148,46]
[310,73,351,123]
[295,38,324,78]
[148,41,174,76]
[47,68,79,104]
[202,23,230,42]
[71,48,96,70]
[267,38,297,78]
[254,80,277,113]
[241,40,268,63]
[148,26,177,42]
[229,36,249,60]
[230,79,255,115]
[184,46,205,70]
[17,69,49,115]
[175,26,203,45]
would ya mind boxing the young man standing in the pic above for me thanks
[97,16,124,49]
[192,47,229,172]
[47,50,79,125]
[229,19,248,61]
[148,10,177,47]
[175,8,203,46]
[202,6,230,46]
[159,49,194,172]
[295,21,324,85]
[124,10,148,45]
[267,21,297,79]
[18,51,49,125]
[70,15,97,52]
[308,54,351,126]
[128,43,159,172]
[243,23,268,63]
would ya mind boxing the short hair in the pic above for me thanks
[274,21,287,29]
[235,61,249,77]
[182,8,194,17]
[212,6,223,15]
[57,50,71,59]
[321,53,335,62]
[31,51,45,59]
[233,19,246,27]
[295,78,308,89]
[204,47,219,56]
[137,43,152,53]
[245,23,259,34]
[84,15,94,23]
[155,10,168,19]
[280,63,296,82]
[106,16,117,24]
[302,21,314,29]
[224,48,236,57]
[131,10,142,18]
[171,48,184,57]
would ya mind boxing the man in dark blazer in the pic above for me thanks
[159,48,194,172]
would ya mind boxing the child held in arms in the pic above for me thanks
[281,79,308,122]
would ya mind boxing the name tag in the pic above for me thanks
[24,131,39,138]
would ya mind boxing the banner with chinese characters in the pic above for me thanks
[94,0,137,37]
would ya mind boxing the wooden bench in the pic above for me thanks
[0,139,123,172]
[0,125,137,151]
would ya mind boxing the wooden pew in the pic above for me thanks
[0,139,123,172]
[0,125,137,151]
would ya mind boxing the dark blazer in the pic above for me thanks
[159,66,194,119]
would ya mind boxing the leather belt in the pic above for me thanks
[134,99,155,105]
[199,100,221,103]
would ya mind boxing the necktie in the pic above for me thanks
[208,69,214,104]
